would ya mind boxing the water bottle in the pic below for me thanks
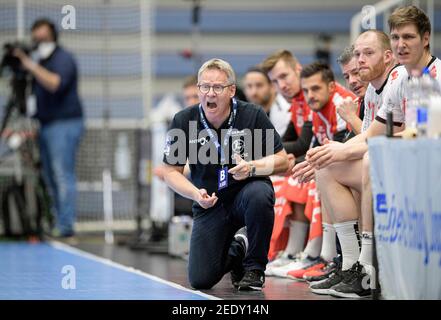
[417,68,441,137]
[405,75,420,132]
[428,95,441,138]
[406,68,441,137]
[114,132,131,179]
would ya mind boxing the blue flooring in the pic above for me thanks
[0,242,210,300]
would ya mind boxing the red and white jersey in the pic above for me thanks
[312,83,356,145]
[362,65,407,132]
[290,90,313,136]
[377,56,441,124]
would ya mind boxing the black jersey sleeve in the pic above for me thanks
[282,121,313,157]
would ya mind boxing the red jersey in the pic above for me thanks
[312,83,356,145]
[290,90,313,136]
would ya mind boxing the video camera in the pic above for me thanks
[0,41,35,137]
[0,42,33,77]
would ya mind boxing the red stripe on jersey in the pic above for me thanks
[312,83,356,145]
[290,91,312,136]
[430,65,437,78]
[390,69,399,81]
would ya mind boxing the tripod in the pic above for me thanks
[0,71,53,239]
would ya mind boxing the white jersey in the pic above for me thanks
[362,65,407,132]
[376,56,441,124]
[269,93,292,137]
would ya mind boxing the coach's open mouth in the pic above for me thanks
[207,102,218,109]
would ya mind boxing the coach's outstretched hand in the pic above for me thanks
[195,188,218,209]
[229,154,252,181]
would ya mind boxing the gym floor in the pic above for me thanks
[74,236,336,300]
[0,236,337,300]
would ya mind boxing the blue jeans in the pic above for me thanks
[188,180,275,289]
[39,118,84,235]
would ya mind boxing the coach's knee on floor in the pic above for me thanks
[188,272,219,290]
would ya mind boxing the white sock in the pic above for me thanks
[359,232,373,270]
[334,220,361,270]
[359,233,375,289]
[285,220,309,255]
[303,236,322,259]
[320,223,337,262]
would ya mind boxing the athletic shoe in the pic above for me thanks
[271,252,319,278]
[328,262,372,299]
[286,257,326,281]
[265,251,300,276]
[238,269,265,291]
[233,227,248,253]
[303,256,341,282]
[46,228,78,245]
[50,227,75,238]
[309,262,353,295]
[267,251,298,268]
[230,227,248,288]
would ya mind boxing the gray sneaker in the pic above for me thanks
[309,264,353,295]
[329,262,372,299]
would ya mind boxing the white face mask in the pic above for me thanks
[36,41,56,60]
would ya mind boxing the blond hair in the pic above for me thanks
[198,58,236,84]
[388,5,431,50]
[261,50,299,73]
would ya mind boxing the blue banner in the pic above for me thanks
[369,137,441,299]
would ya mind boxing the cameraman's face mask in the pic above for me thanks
[33,41,56,61]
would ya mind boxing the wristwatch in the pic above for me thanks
[248,163,256,177]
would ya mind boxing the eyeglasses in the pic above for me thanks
[198,83,233,95]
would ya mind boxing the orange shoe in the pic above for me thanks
[286,258,325,281]
[303,256,341,282]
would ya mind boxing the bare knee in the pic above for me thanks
[315,167,331,187]
[362,152,370,186]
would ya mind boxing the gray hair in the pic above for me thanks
[337,45,355,66]
[198,58,236,85]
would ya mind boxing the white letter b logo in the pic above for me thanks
[220,170,225,181]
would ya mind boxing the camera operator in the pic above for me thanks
[13,18,84,239]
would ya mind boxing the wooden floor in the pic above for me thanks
[73,235,337,300]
